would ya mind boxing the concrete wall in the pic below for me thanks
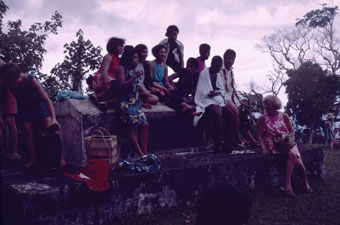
[55,98,206,167]
[1,146,324,225]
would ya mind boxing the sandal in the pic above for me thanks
[280,187,297,198]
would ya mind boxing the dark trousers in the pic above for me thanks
[204,104,239,147]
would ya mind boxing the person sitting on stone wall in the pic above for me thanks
[90,37,125,112]
[196,43,210,74]
[134,44,159,109]
[159,25,184,73]
[169,57,199,107]
[193,56,230,153]
[149,44,198,115]
[258,95,312,197]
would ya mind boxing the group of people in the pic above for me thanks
[0,24,315,198]
[84,25,313,198]
[87,25,259,159]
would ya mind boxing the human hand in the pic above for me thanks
[208,90,220,97]
[135,70,144,78]
[51,118,61,129]
[262,149,269,154]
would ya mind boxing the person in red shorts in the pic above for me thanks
[0,59,20,159]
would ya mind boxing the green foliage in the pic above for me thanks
[0,3,62,73]
[50,29,102,94]
[285,62,340,132]
[0,1,63,100]
[296,3,338,28]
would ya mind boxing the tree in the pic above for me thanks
[0,0,62,73]
[285,61,340,144]
[257,4,339,95]
[50,29,102,94]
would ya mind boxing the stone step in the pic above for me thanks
[1,146,324,225]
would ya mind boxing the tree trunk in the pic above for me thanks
[307,119,315,144]
[307,129,313,144]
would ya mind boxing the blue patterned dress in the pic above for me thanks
[119,68,148,125]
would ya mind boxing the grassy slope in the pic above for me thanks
[117,147,340,225]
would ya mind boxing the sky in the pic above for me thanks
[2,0,340,103]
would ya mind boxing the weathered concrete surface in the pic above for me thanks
[1,146,323,225]
[55,98,205,167]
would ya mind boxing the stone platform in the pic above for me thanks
[54,98,206,167]
[1,146,324,225]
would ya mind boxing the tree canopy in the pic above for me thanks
[257,4,340,95]
[285,61,340,143]
[50,29,102,96]
[0,0,62,73]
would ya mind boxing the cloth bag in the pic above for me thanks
[85,127,118,170]
[273,133,296,152]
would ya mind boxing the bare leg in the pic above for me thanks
[283,151,297,193]
[22,121,36,168]
[6,115,19,159]
[138,124,149,155]
[126,125,144,157]
[328,140,334,150]
[295,157,312,191]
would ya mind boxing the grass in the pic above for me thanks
[116,147,340,225]
[249,147,340,225]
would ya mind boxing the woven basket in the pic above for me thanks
[85,127,118,170]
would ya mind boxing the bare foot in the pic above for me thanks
[182,103,195,112]
[190,111,203,116]
[23,161,36,169]
[142,102,152,109]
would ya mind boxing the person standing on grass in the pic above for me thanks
[324,113,336,150]
[258,95,312,197]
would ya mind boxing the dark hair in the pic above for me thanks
[106,37,125,54]
[196,185,252,225]
[135,44,148,54]
[187,57,199,70]
[120,45,137,67]
[223,49,236,59]
[211,55,223,67]
[166,25,179,36]
[199,43,211,54]
[0,63,20,80]
[151,44,166,58]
